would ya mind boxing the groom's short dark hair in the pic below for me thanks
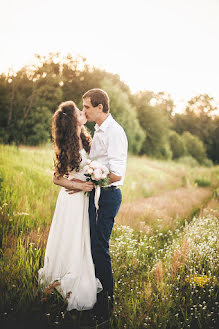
[82,88,110,113]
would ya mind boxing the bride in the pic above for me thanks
[38,100,102,311]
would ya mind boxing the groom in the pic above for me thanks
[83,88,128,319]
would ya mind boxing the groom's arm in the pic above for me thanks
[53,174,94,192]
[53,174,76,189]
[108,172,122,184]
[107,127,128,185]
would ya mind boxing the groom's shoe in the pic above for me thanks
[90,294,113,328]
[94,291,113,318]
[79,310,109,329]
[80,293,113,328]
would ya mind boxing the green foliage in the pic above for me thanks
[185,94,217,116]
[159,142,172,160]
[23,106,52,145]
[101,78,146,154]
[0,171,3,190]
[172,94,219,163]
[0,53,145,154]
[131,90,175,118]
[0,54,218,164]
[182,131,207,164]
[133,91,172,159]
[202,158,214,168]
[169,130,186,159]
[195,178,211,187]
[211,125,219,164]
[0,55,63,145]
[176,156,200,167]
[137,105,170,158]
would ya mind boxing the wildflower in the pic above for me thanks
[186,275,213,287]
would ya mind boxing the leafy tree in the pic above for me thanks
[173,94,219,163]
[23,106,52,145]
[139,105,170,158]
[185,94,217,117]
[133,91,171,158]
[0,54,63,144]
[0,73,11,142]
[182,131,207,164]
[211,124,219,163]
[1,52,217,165]
[169,131,186,159]
[132,90,175,118]
[150,91,175,118]
[0,53,146,152]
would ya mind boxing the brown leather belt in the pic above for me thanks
[102,186,120,191]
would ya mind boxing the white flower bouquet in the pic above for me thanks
[83,159,110,186]
[83,159,110,210]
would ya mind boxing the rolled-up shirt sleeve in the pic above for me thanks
[107,127,128,177]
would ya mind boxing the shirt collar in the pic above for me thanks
[94,114,113,132]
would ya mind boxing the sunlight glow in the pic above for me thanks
[0,0,219,111]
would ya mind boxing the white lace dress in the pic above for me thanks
[38,149,102,311]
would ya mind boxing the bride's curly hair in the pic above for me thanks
[52,100,92,178]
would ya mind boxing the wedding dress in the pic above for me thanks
[38,149,102,311]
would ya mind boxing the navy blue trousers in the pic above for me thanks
[89,188,122,298]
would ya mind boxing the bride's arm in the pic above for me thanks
[53,174,94,192]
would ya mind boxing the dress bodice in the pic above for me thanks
[68,149,88,181]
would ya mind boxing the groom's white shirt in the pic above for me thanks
[89,114,128,186]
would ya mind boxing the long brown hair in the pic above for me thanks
[52,100,92,177]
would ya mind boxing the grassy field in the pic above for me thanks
[0,144,218,329]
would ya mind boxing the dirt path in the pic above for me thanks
[116,187,212,232]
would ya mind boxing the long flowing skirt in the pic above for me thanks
[38,188,102,311]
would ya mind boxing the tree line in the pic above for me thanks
[0,53,218,164]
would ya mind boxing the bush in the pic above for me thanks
[169,131,186,159]
[201,158,213,167]
[195,178,211,187]
[23,106,52,145]
[160,143,172,160]
[177,156,199,167]
[182,131,207,164]
[136,105,170,159]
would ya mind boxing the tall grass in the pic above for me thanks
[110,210,218,329]
[117,187,212,232]
[0,144,219,328]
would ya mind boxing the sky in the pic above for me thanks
[0,0,219,112]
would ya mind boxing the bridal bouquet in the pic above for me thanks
[84,159,109,185]
[83,159,110,210]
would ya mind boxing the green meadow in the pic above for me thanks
[0,144,218,329]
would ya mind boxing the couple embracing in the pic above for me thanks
[38,88,128,326]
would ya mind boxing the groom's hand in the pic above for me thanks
[65,178,82,194]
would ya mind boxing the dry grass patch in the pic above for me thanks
[21,226,50,248]
[116,187,211,231]
[199,198,219,218]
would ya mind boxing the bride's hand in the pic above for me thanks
[65,178,94,194]
[74,181,94,192]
